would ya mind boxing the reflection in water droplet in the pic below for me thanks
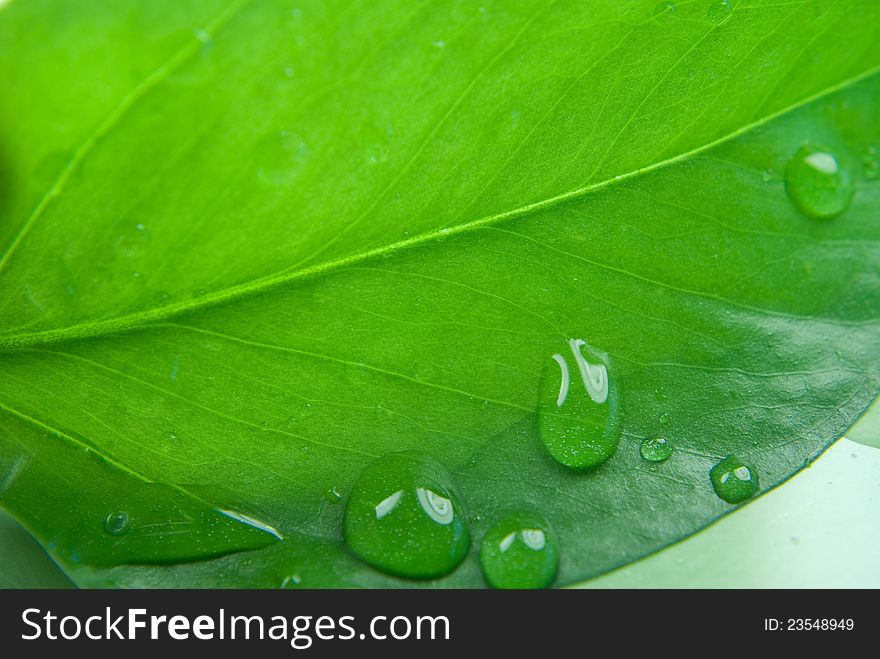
[343,452,469,578]
[710,455,759,503]
[280,574,302,588]
[480,512,558,589]
[640,437,673,462]
[104,511,131,536]
[785,144,854,219]
[537,338,621,470]
[707,0,732,24]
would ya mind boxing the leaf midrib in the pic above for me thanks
[2,61,878,352]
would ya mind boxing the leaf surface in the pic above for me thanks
[0,0,878,587]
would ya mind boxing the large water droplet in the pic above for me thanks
[537,338,621,470]
[343,452,469,578]
[104,511,131,536]
[785,145,854,219]
[480,511,558,589]
[710,455,759,503]
[640,436,673,462]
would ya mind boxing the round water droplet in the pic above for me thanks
[654,385,668,401]
[324,487,342,504]
[659,412,670,426]
[104,511,131,536]
[480,511,558,589]
[710,455,759,503]
[343,452,469,579]
[785,144,854,219]
[707,0,732,24]
[537,339,621,470]
[640,436,673,462]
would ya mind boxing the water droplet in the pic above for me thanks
[104,511,131,536]
[654,385,668,401]
[324,487,342,504]
[861,144,879,180]
[343,452,469,578]
[653,2,676,18]
[640,437,673,462]
[762,168,773,183]
[260,421,270,431]
[785,144,854,219]
[537,338,621,470]
[707,0,732,24]
[166,432,178,442]
[710,455,759,503]
[433,39,445,48]
[480,512,558,589]
[659,412,670,426]
[280,574,302,588]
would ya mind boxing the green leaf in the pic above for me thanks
[0,0,878,588]
[0,509,73,589]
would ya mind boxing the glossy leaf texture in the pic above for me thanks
[0,0,878,587]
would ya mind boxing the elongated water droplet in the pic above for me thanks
[480,511,558,589]
[343,452,469,579]
[324,487,342,504]
[538,338,621,470]
[710,455,759,503]
[707,0,732,23]
[862,144,879,180]
[640,437,673,462]
[104,511,131,536]
[785,145,854,219]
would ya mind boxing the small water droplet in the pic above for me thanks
[659,412,670,426]
[640,437,673,462]
[537,338,621,470]
[325,487,342,504]
[653,2,676,18]
[194,29,212,45]
[260,421,270,431]
[166,432,178,442]
[280,574,302,588]
[762,168,773,183]
[433,39,445,48]
[480,512,558,589]
[283,65,295,78]
[707,0,732,24]
[654,385,668,401]
[710,455,759,503]
[785,144,854,219]
[343,452,469,578]
[862,144,879,180]
[104,511,131,536]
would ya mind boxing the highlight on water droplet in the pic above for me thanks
[537,338,621,470]
[280,574,303,589]
[324,487,342,505]
[785,144,854,219]
[480,511,558,589]
[343,452,469,579]
[640,436,673,462]
[104,511,131,536]
[659,411,670,426]
[710,455,759,503]
[707,0,732,23]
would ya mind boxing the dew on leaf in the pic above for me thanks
[343,452,469,579]
[324,487,342,504]
[480,511,558,589]
[640,436,673,462]
[861,144,879,180]
[659,411,670,426]
[280,574,302,588]
[710,455,759,503]
[707,0,732,24]
[537,339,621,470]
[785,144,854,219]
[104,511,131,536]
